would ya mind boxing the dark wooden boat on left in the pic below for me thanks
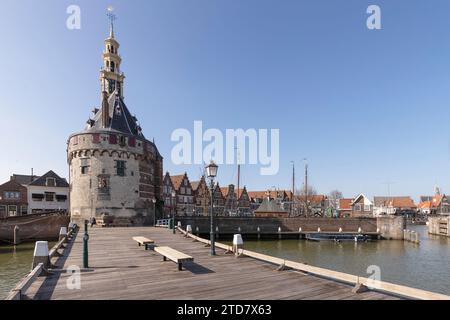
[0,212,70,244]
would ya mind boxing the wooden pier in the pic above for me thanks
[12,226,447,300]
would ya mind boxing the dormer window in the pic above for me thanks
[46,178,56,187]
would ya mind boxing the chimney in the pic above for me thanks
[101,91,109,128]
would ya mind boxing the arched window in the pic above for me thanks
[110,61,115,72]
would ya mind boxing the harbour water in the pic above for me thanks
[0,241,55,300]
[242,225,450,295]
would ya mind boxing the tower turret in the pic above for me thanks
[67,8,164,226]
[100,10,125,98]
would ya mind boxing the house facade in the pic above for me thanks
[164,173,195,217]
[191,176,210,216]
[221,185,251,216]
[0,180,28,217]
[237,187,251,215]
[27,171,70,214]
[373,196,416,217]
[212,183,226,215]
[162,172,176,218]
[338,198,353,218]
[350,194,373,217]
[430,194,450,215]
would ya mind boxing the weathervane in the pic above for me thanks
[107,6,116,36]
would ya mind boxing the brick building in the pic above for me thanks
[0,180,28,217]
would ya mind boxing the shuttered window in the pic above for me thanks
[92,134,100,143]
[109,134,117,144]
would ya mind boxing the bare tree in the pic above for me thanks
[294,185,318,217]
[327,190,343,216]
[328,190,343,208]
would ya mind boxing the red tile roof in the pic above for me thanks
[295,195,327,204]
[169,174,185,190]
[418,201,431,209]
[374,196,416,208]
[431,195,443,208]
[339,198,353,210]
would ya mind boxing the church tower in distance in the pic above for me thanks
[67,13,163,226]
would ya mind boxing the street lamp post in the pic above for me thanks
[171,190,176,234]
[83,220,89,268]
[205,161,218,256]
[152,197,157,226]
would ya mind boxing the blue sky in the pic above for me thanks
[1,0,450,201]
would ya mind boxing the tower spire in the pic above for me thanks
[107,6,116,39]
[100,6,125,99]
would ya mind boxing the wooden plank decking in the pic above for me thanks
[24,227,401,300]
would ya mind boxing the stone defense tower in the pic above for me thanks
[67,17,163,226]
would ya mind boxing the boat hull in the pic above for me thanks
[0,213,70,243]
[306,233,370,242]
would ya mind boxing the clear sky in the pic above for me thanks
[1,0,450,201]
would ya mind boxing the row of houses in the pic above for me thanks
[339,193,450,218]
[161,172,298,217]
[161,171,332,218]
[3,167,447,220]
[0,171,69,217]
[161,171,450,218]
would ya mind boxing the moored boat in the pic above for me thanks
[306,233,370,242]
[0,212,70,244]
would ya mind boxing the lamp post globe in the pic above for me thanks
[205,161,218,256]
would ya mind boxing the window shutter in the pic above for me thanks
[109,134,117,144]
[92,134,100,143]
